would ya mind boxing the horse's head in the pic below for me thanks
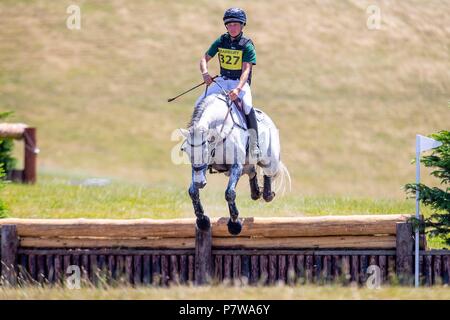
[179,125,214,189]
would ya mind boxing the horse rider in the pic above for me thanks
[196,7,261,159]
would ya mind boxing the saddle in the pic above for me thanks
[231,99,264,129]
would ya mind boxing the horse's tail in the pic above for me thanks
[272,160,292,196]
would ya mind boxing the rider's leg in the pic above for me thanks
[246,108,261,160]
[239,83,261,160]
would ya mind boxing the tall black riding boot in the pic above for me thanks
[245,108,261,160]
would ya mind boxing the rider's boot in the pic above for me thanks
[245,108,261,161]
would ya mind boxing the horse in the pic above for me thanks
[179,93,291,235]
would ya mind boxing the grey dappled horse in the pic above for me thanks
[179,93,290,235]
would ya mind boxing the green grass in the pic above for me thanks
[1,284,449,300]
[2,172,447,248]
[2,173,426,219]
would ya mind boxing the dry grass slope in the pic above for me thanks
[0,0,449,198]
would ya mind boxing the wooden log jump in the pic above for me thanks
[0,214,411,238]
[0,215,446,287]
[0,123,37,184]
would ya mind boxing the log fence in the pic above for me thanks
[1,215,448,287]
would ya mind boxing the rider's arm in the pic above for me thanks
[200,54,212,75]
[201,36,221,76]
[237,62,252,90]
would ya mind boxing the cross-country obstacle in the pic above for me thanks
[0,123,38,184]
[0,215,448,287]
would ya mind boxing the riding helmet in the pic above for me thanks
[223,7,247,26]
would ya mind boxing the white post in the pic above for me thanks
[413,134,442,287]
[415,135,420,287]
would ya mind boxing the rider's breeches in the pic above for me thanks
[194,76,253,115]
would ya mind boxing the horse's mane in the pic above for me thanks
[187,93,227,128]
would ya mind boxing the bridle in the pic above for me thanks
[186,139,207,148]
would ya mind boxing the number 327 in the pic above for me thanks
[219,54,240,65]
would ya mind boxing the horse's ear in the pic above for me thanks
[179,128,189,138]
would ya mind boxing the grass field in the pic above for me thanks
[3,173,430,219]
[1,0,449,198]
[2,172,448,249]
[0,0,449,299]
[1,284,450,300]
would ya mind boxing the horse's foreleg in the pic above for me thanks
[189,183,210,230]
[225,163,243,235]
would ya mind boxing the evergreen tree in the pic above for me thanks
[0,111,17,175]
[405,130,450,246]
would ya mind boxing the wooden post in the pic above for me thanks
[194,226,212,285]
[1,225,19,286]
[241,255,250,285]
[396,222,414,285]
[23,127,37,184]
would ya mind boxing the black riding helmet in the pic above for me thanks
[223,7,247,26]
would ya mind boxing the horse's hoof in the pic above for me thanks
[251,189,262,201]
[249,177,262,200]
[196,215,211,231]
[263,191,275,202]
[227,219,242,235]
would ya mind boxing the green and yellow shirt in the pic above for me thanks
[206,32,256,85]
